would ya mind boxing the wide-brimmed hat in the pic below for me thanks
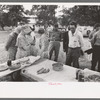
[21,25,32,34]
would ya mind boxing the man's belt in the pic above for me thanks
[50,40,60,41]
[69,47,81,49]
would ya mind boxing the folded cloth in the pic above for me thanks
[84,48,93,54]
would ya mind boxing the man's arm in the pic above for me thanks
[5,35,13,51]
[78,32,84,50]
[63,31,68,52]
[90,32,97,46]
[48,31,52,42]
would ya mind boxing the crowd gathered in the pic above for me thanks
[5,21,100,73]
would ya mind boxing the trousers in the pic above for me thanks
[8,46,17,60]
[91,45,100,72]
[66,47,81,68]
[48,41,60,61]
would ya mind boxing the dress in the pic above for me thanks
[26,34,37,56]
[39,33,49,58]
[16,34,31,59]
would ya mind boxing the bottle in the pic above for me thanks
[7,59,12,67]
[78,70,84,82]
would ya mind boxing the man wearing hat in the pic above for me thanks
[5,26,22,60]
[48,24,61,61]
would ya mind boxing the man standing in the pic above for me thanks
[90,24,100,72]
[5,26,22,60]
[65,21,84,68]
[63,26,70,65]
[48,24,61,61]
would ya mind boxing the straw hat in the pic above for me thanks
[21,25,32,34]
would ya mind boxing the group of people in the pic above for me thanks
[5,21,100,73]
[88,23,100,72]
[5,25,36,60]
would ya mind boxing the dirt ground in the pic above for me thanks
[0,28,92,69]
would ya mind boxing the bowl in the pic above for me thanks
[52,62,63,71]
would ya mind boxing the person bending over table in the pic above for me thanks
[16,25,32,59]
[38,28,49,58]
[5,26,22,60]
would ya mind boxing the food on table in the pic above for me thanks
[9,62,21,70]
[37,68,50,74]
[84,74,100,82]
[78,70,84,82]
[0,64,8,72]
[20,56,41,67]
[42,68,50,73]
[52,62,63,71]
[37,68,45,74]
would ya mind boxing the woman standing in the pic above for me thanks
[26,31,38,56]
[16,25,32,59]
[38,28,49,58]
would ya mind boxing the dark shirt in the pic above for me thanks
[5,32,18,50]
[90,30,100,46]
[48,29,61,41]
[63,31,69,52]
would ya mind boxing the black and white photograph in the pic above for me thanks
[0,3,100,82]
[0,1,100,98]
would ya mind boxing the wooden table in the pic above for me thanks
[0,57,31,81]
[21,58,78,82]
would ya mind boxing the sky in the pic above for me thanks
[23,4,75,17]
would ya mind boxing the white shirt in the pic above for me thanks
[68,29,84,48]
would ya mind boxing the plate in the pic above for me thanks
[9,63,21,70]
[0,64,8,72]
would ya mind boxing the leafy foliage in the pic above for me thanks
[60,5,100,26]
[0,5,29,30]
[30,5,58,25]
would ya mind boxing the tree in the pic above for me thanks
[30,5,58,26]
[7,5,27,26]
[0,5,29,30]
[60,5,100,26]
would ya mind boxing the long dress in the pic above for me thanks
[16,34,31,59]
[39,33,49,58]
[26,34,38,56]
